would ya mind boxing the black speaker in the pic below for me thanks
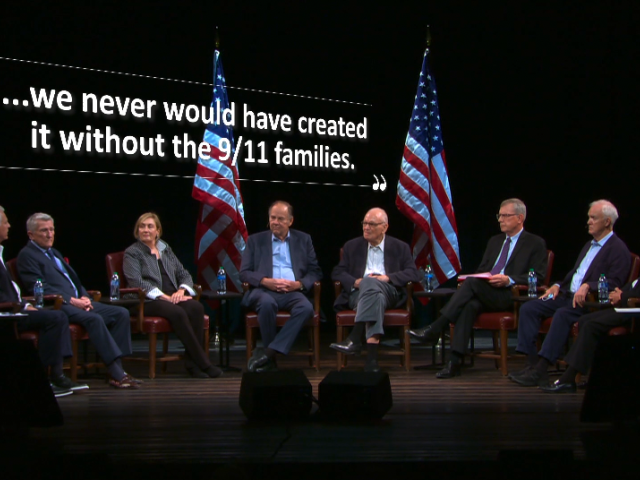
[318,370,392,419]
[0,339,63,428]
[581,335,640,423]
[239,369,312,420]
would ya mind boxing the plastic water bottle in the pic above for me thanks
[34,279,44,308]
[598,274,608,303]
[527,269,537,298]
[217,267,227,295]
[424,264,434,293]
[110,272,120,301]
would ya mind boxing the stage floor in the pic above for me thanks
[3,333,637,479]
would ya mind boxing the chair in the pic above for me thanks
[452,250,555,376]
[6,258,91,381]
[244,281,321,371]
[333,248,413,371]
[105,252,210,379]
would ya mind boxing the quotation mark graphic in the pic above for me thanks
[372,174,387,191]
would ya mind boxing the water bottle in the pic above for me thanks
[527,269,537,298]
[598,274,608,303]
[34,278,44,308]
[110,272,120,301]
[424,264,434,293]
[217,266,227,295]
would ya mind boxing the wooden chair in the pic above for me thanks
[6,258,91,381]
[332,247,413,371]
[105,252,210,379]
[452,250,555,376]
[243,281,321,371]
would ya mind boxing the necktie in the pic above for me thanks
[490,237,512,275]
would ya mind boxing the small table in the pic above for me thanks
[200,291,243,371]
[413,288,457,367]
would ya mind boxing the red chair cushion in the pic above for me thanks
[538,317,553,334]
[130,316,173,334]
[335,309,410,327]
[608,326,631,336]
[18,331,39,347]
[69,324,90,341]
[473,311,516,330]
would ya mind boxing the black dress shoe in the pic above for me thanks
[509,368,548,387]
[408,325,441,343]
[329,338,362,355]
[539,380,577,393]
[364,359,381,373]
[186,367,209,378]
[247,353,270,372]
[436,360,461,379]
[507,365,533,380]
[255,358,278,373]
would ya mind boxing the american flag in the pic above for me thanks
[396,47,461,285]
[192,50,248,293]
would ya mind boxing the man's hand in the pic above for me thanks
[368,273,390,283]
[541,284,560,300]
[354,278,363,289]
[25,305,38,311]
[260,278,302,293]
[572,283,590,308]
[609,287,623,306]
[488,274,510,288]
[70,296,93,311]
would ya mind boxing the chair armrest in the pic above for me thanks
[312,281,321,313]
[193,284,203,301]
[405,282,414,312]
[0,301,21,313]
[22,294,64,309]
[334,281,342,299]
[87,290,102,302]
[242,282,250,293]
[627,298,640,308]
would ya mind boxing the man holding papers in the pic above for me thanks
[409,198,547,378]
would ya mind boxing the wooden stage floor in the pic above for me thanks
[3,334,638,479]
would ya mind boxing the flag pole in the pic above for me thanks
[213,27,220,92]
[424,25,434,269]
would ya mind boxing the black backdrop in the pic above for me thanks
[1,2,639,299]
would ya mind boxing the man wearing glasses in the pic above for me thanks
[409,198,547,378]
[330,208,421,372]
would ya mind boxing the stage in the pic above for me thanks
[3,332,638,479]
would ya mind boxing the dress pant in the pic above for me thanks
[245,289,314,355]
[440,278,513,354]
[60,301,132,365]
[141,299,210,370]
[16,309,73,367]
[348,276,399,339]
[564,309,633,374]
[516,295,588,363]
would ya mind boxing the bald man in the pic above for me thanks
[330,208,421,372]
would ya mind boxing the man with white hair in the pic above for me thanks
[510,200,631,387]
[330,208,421,372]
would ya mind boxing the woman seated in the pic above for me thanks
[123,212,222,378]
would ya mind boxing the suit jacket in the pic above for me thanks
[332,235,421,311]
[16,241,89,303]
[123,240,194,297]
[557,233,630,294]
[0,255,22,306]
[476,231,548,286]
[619,277,640,307]
[239,229,322,306]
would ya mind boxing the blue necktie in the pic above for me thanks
[490,237,511,275]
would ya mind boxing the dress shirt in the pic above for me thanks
[272,232,296,281]
[491,228,523,284]
[364,236,386,276]
[569,231,614,293]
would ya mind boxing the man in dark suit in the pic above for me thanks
[0,206,80,397]
[409,198,548,378]
[511,200,631,387]
[540,275,640,393]
[240,201,322,372]
[330,208,421,372]
[17,213,139,388]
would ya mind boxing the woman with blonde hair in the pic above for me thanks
[123,212,221,378]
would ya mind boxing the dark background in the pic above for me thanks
[1,1,639,304]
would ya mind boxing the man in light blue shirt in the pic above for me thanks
[511,200,631,387]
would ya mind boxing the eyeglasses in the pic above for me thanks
[361,221,385,228]
[496,213,519,220]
